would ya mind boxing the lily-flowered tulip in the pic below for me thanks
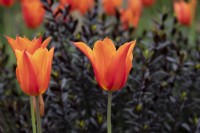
[120,8,140,29]
[60,0,94,15]
[141,0,155,7]
[174,1,191,26]
[6,36,54,96]
[15,46,54,96]
[174,0,196,26]
[0,0,15,7]
[74,38,136,91]
[21,0,45,28]
[102,0,122,15]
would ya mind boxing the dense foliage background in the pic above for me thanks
[0,0,200,133]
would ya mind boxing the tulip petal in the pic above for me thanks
[73,42,105,88]
[92,39,116,89]
[28,48,46,91]
[73,42,94,62]
[6,36,47,54]
[43,47,54,93]
[106,41,135,91]
[73,42,102,86]
[5,36,26,51]
[15,50,39,95]
[125,41,136,77]
[41,37,51,48]
[101,38,116,52]
[5,36,16,50]
[16,36,31,51]
[29,48,54,94]
[29,36,43,54]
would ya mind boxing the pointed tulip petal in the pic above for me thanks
[41,37,51,48]
[92,39,116,90]
[15,50,39,95]
[73,42,94,62]
[106,41,135,90]
[28,36,43,54]
[125,40,136,78]
[6,35,49,54]
[16,36,31,51]
[5,36,17,50]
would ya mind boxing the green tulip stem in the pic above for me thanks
[107,91,112,133]
[36,96,42,133]
[30,96,36,133]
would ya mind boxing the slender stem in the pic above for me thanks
[30,96,36,133]
[107,91,112,133]
[36,96,42,133]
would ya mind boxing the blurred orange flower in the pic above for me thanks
[128,0,143,14]
[0,0,15,7]
[6,36,54,96]
[120,0,142,29]
[74,38,136,91]
[21,0,45,28]
[174,0,196,26]
[102,0,122,15]
[60,0,94,15]
[141,0,155,7]
[120,8,139,29]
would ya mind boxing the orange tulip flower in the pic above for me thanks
[74,38,136,91]
[0,0,15,7]
[14,48,54,96]
[174,1,191,26]
[60,0,94,15]
[120,8,140,29]
[120,0,142,29]
[6,36,54,96]
[21,0,45,28]
[102,0,122,15]
[174,0,196,26]
[141,0,155,7]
